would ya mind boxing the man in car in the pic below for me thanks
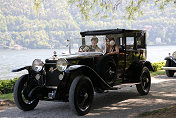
[83,36,102,52]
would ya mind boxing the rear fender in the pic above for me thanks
[165,57,176,66]
[126,61,153,82]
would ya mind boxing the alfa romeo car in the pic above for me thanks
[12,28,153,115]
[162,51,176,77]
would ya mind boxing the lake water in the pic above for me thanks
[0,45,175,80]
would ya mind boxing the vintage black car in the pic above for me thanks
[162,51,176,77]
[12,28,153,115]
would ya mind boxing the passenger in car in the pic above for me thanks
[106,38,119,55]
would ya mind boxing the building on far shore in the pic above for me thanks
[11,44,27,50]
[155,37,162,44]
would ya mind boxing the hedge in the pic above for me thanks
[0,78,18,94]
[152,61,166,72]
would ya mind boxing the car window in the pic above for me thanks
[85,36,105,45]
[136,33,145,49]
[84,36,106,52]
[126,37,134,49]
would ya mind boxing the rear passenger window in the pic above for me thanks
[126,37,134,49]
[136,33,145,49]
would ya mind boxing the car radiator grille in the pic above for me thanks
[45,63,60,86]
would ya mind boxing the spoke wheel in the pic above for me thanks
[136,67,151,95]
[69,76,94,116]
[96,55,117,86]
[14,74,39,111]
[104,62,116,85]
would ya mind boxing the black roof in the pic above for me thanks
[80,28,145,36]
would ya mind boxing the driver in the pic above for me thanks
[83,36,102,52]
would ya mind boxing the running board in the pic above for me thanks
[161,67,176,70]
[46,86,57,89]
[110,83,140,90]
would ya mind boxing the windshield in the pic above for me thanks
[83,36,106,52]
[65,34,122,55]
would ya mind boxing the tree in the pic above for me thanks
[68,0,176,20]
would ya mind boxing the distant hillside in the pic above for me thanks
[0,0,176,49]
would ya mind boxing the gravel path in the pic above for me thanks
[0,75,176,118]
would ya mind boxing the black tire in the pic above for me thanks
[94,88,104,93]
[96,55,116,86]
[14,74,39,111]
[69,76,94,116]
[136,67,151,95]
[165,60,174,77]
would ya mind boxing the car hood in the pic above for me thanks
[48,52,104,60]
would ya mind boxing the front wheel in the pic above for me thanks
[14,74,39,111]
[69,76,94,116]
[165,60,174,77]
[136,67,151,95]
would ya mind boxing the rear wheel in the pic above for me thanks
[69,76,94,116]
[165,60,174,77]
[14,74,39,111]
[136,67,151,95]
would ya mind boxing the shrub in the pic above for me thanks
[152,61,166,72]
[0,78,18,94]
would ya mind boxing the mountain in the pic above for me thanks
[0,0,176,49]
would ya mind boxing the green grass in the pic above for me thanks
[0,93,14,101]
[139,107,169,117]
[151,70,165,76]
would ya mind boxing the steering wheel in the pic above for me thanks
[79,45,91,52]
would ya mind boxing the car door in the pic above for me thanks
[125,34,139,70]
[114,35,126,80]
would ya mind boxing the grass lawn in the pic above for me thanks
[0,93,14,101]
[151,70,165,76]
[139,105,176,118]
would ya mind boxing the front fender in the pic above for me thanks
[65,65,112,89]
[56,65,113,100]
[164,56,172,61]
[12,66,31,72]
[143,61,154,72]
[65,65,84,72]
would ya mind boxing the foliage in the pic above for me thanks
[152,61,166,72]
[150,70,165,76]
[139,107,169,117]
[0,0,176,49]
[0,78,18,94]
[0,93,14,101]
[68,0,176,20]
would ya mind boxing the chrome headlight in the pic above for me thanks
[56,58,68,71]
[32,59,44,72]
